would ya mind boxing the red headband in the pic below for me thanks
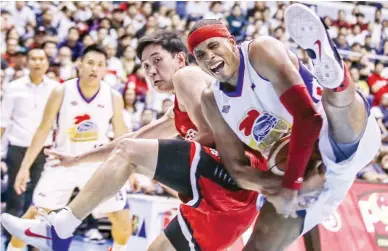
[187,24,230,54]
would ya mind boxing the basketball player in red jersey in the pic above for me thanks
[1,31,289,251]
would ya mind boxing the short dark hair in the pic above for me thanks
[136,30,188,60]
[27,48,48,60]
[42,40,57,48]
[188,19,223,37]
[81,45,107,60]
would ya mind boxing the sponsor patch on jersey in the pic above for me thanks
[68,114,99,142]
[239,109,291,157]
[222,105,231,113]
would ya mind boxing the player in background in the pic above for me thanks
[6,45,132,251]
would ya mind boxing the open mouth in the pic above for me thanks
[210,61,225,74]
[154,80,162,86]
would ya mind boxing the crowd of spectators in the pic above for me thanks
[0,0,387,246]
[0,0,387,201]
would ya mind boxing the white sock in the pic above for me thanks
[111,242,127,251]
[51,206,82,239]
[6,243,22,251]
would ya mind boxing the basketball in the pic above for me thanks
[267,134,322,176]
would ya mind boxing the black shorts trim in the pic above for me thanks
[164,212,201,251]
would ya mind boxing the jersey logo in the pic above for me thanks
[239,109,260,136]
[68,114,99,142]
[238,109,291,156]
[222,105,231,113]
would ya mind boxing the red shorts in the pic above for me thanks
[156,140,259,251]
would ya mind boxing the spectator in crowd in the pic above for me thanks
[354,12,368,31]
[37,9,58,36]
[157,98,173,119]
[351,67,370,97]
[204,1,224,20]
[137,107,155,130]
[368,61,388,106]
[358,153,388,183]
[3,49,29,84]
[247,1,267,19]
[226,4,247,43]
[121,45,137,76]
[335,34,351,50]
[8,2,36,36]
[104,42,126,87]
[58,27,83,61]
[364,34,377,54]
[0,48,59,247]
[57,46,77,82]
[2,38,19,66]
[358,55,374,80]
[371,9,383,47]
[42,40,58,62]
[82,34,95,48]
[347,24,367,46]
[122,86,142,132]
[332,9,350,29]
[126,64,148,99]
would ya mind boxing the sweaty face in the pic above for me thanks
[193,37,239,83]
[141,44,182,93]
[78,52,107,83]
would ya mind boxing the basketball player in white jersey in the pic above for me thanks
[191,4,381,250]
[6,45,132,251]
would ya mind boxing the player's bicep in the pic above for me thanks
[173,71,211,134]
[249,38,303,96]
[39,86,64,130]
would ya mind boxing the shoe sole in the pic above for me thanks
[285,4,343,89]
[1,214,52,251]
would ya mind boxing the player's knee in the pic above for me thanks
[116,139,137,159]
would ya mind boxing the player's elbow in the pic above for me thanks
[228,164,250,189]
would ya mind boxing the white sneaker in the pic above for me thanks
[1,210,72,251]
[285,3,344,89]
[84,228,106,244]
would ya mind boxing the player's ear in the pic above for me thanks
[175,51,187,68]
[228,36,237,46]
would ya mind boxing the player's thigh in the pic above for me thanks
[147,139,194,197]
[322,90,367,143]
[115,138,160,178]
[148,232,176,251]
[244,202,304,251]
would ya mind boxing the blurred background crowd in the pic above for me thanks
[0,0,387,245]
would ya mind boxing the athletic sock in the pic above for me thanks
[50,206,82,239]
[6,243,22,251]
[332,63,350,92]
[111,242,127,251]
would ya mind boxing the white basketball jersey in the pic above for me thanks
[55,79,113,154]
[213,41,323,158]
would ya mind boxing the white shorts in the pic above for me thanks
[33,163,128,218]
[300,108,381,235]
[255,110,381,235]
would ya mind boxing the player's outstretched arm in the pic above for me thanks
[46,106,179,167]
[201,87,281,192]
[14,85,64,195]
